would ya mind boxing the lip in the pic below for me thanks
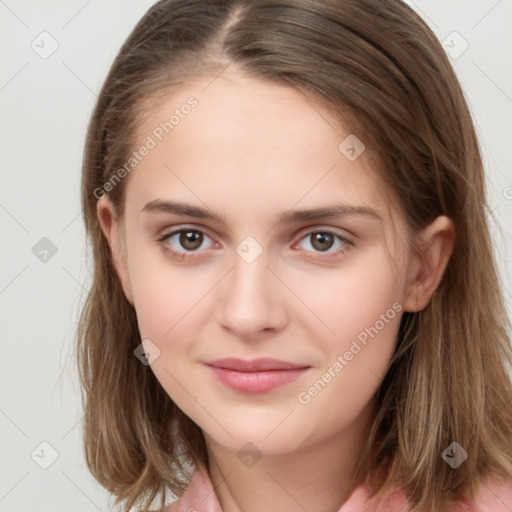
[205,358,310,394]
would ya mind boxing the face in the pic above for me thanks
[99,71,424,457]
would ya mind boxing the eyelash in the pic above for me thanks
[156,226,353,261]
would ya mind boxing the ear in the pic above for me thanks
[96,196,134,305]
[403,215,456,312]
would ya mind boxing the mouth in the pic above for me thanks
[204,358,311,394]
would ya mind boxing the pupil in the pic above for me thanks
[312,233,333,251]
[180,231,202,250]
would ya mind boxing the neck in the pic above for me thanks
[204,398,376,512]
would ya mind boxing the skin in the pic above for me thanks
[97,70,455,512]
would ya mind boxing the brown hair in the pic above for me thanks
[77,0,512,510]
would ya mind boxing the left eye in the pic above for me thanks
[157,228,351,259]
[294,231,350,254]
[159,229,215,253]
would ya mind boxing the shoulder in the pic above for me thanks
[469,475,512,511]
[158,464,222,512]
[156,470,512,512]
[336,479,409,512]
[340,475,512,512]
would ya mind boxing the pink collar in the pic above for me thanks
[161,463,512,512]
[161,463,409,512]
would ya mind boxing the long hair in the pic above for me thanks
[77,1,512,510]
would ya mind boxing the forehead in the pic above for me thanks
[125,71,395,227]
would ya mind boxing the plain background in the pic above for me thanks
[1,1,511,511]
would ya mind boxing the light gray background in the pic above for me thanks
[1,1,511,511]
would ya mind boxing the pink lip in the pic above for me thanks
[205,358,310,394]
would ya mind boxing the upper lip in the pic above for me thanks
[205,357,310,372]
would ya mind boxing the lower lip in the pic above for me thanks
[207,366,309,394]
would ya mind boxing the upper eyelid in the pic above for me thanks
[158,225,219,244]
[159,225,353,250]
[295,225,354,241]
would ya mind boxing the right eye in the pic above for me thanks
[157,226,218,260]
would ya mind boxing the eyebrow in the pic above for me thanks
[141,199,383,224]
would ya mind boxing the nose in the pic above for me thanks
[216,249,288,339]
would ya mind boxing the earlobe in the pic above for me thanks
[403,216,456,312]
[96,196,134,305]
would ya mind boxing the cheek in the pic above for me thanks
[124,238,406,449]
[128,259,213,409]
[126,242,217,340]
[292,250,406,349]
[291,251,405,404]
[294,280,403,435]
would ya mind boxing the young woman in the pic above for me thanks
[77,1,512,510]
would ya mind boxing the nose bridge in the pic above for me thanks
[217,240,286,336]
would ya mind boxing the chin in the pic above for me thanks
[203,420,316,458]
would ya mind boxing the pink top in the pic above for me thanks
[161,464,512,512]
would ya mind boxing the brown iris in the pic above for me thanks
[310,232,335,252]
[179,231,203,251]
